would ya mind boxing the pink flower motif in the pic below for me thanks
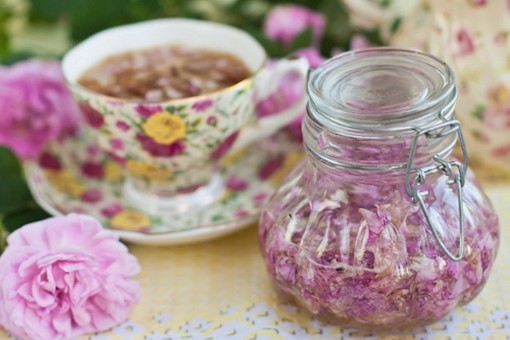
[86,144,100,157]
[0,214,140,340]
[100,203,124,218]
[293,48,326,68]
[210,131,239,160]
[81,161,104,179]
[483,105,510,130]
[136,134,186,157]
[206,116,218,126]
[0,60,80,160]
[253,192,268,204]
[234,209,250,218]
[226,176,249,192]
[110,138,124,150]
[115,120,130,132]
[264,5,325,47]
[79,103,104,128]
[135,104,162,117]
[492,144,510,157]
[106,151,126,165]
[191,99,214,112]
[453,29,475,57]
[258,156,285,180]
[470,0,487,6]
[80,189,102,203]
[38,152,62,171]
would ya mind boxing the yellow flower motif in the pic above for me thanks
[142,111,186,144]
[45,170,85,197]
[220,148,247,167]
[104,161,124,181]
[126,160,173,181]
[269,151,305,186]
[110,210,150,231]
[488,84,510,106]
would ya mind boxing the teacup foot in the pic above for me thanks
[122,174,225,215]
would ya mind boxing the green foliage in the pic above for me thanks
[0,147,49,234]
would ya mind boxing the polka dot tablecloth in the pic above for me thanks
[1,185,509,339]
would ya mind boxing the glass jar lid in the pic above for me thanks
[307,48,457,134]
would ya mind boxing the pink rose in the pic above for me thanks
[226,176,249,192]
[0,214,140,340]
[135,104,162,117]
[258,156,285,180]
[191,99,214,112]
[264,5,325,47]
[81,161,104,179]
[0,60,80,160]
[136,134,186,157]
[79,103,104,128]
[210,131,239,160]
[350,34,371,50]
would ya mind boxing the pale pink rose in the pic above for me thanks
[264,5,325,47]
[350,34,372,50]
[0,214,141,340]
[0,60,80,160]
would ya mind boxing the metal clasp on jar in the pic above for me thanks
[405,117,468,262]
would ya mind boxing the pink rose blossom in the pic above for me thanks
[81,161,104,179]
[264,5,325,47]
[115,120,130,132]
[80,189,103,203]
[470,0,487,6]
[136,134,186,157]
[210,131,239,160]
[79,103,104,128]
[226,176,249,191]
[453,29,475,57]
[258,156,285,180]
[38,152,62,171]
[135,104,162,117]
[253,192,268,204]
[110,138,124,150]
[350,34,371,50]
[0,214,140,340]
[234,209,250,218]
[101,203,124,218]
[206,116,218,126]
[0,60,80,160]
[191,99,214,112]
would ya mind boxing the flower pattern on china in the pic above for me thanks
[25,130,303,236]
[389,0,510,172]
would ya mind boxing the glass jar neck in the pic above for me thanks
[304,48,459,172]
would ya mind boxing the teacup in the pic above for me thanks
[62,18,308,213]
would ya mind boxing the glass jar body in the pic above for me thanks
[259,156,499,328]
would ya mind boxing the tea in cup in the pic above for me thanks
[62,18,308,213]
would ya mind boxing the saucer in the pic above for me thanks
[25,130,303,245]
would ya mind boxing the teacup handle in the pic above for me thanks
[230,57,309,152]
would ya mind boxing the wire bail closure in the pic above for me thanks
[405,119,468,262]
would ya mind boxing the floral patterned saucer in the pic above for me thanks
[25,130,303,245]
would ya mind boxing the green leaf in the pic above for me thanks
[0,29,9,60]
[390,17,402,34]
[3,206,50,233]
[472,104,486,120]
[191,118,202,127]
[287,28,314,54]
[0,51,37,65]
[29,0,69,21]
[0,147,22,178]
[0,176,33,214]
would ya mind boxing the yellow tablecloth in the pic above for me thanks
[1,185,509,339]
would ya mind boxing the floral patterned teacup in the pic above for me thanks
[62,18,309,213]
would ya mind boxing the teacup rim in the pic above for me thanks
[62,18,268,105]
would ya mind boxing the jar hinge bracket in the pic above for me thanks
[405,120,468,262]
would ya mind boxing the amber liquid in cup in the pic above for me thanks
[77,44,252,102]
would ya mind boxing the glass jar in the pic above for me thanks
[258,48,500,329]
